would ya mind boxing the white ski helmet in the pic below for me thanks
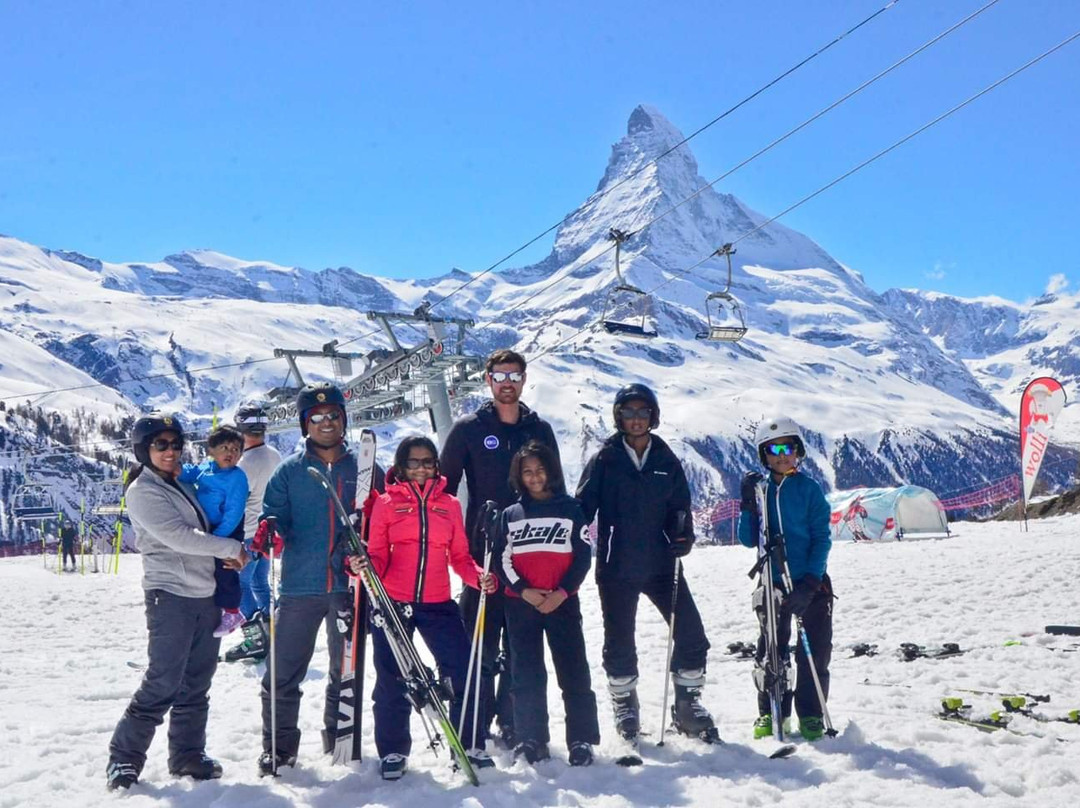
[755,416,807,465]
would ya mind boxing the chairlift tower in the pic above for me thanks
[265,305,485,446]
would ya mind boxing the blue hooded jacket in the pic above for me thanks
[738,471,831,584]
[178,460,249,539]
[261,443,359,596]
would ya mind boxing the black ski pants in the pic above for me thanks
[505,594,600,746]
[62,545,77,568]
[755,574,833,719]
[109,590,221,774]
[260,591,348,758]
[598,568,710,681]
[459,585,514,735]
[370,599,479,756]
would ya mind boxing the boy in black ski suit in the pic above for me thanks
[576,383,715,743]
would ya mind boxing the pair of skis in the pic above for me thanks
[323,429,377,766]
[308,447,478,785]
[749,478,837,754]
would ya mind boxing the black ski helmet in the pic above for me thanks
[296,382,347,436]
[236,400,270,435]
[131,411,184,466]
[612,383,660,430]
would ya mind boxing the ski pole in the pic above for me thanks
[776,552,837,738]
[656,558,681,746]
[268,526,279,775]
[458,547,491,748]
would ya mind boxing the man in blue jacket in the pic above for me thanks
[738,415,833,742]
[254,382,381,775]
[576,384,715,745]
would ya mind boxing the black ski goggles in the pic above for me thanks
[618,407,653,421]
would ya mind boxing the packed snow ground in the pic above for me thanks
[2,518,1078,808]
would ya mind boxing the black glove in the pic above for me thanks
[664,509,694,557]
[786,575,821,617]
[740,472,764,512]
[669,535,694,558]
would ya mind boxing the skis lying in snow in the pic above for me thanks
[1045,625,1080,636]
[897,642,965,661]
[938,699,1074,740]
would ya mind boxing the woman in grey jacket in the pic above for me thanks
[106,412,247,791]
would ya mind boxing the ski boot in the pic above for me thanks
[753,714,791,739]
[672,672,720,743]
[223,614,268,662]
[608,676,641,740]
[799,716,825,741]
[106,761,139,791]
[380,753,408,780]
[169,753,223,780]
[257,750,296,777]
[568,741,594,767]
[514,739,550,764]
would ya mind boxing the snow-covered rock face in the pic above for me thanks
[1,106,1076,525]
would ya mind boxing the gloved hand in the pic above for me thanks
[668,536,694,558]
[740,472,764,512]
[251,518,284,559]
[664,509,694,557]
[786,575,821,617]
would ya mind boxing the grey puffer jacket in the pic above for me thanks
[126,466,244,599]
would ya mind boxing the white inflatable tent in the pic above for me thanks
[825,485,950,542]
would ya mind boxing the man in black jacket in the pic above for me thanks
[576,383,715,744]
[440,348,560,756]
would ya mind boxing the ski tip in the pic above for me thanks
[615,754,644,767]
[769,744,798,759]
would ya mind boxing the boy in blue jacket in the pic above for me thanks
[738,415,833,741]
[179,423,249,637]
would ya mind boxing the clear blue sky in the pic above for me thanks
[1,0,1077,301]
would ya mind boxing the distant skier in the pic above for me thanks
[106,412,247,791]
[738,415,833,742]
[492,440,599,766]
[223,401,282,663]
[349,436,497,780]
[576,384,716,744]
[440,348,562,752]
[59,517,78,571]
[252,382,384,776]
[178,423,249,637]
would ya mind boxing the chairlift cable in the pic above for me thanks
[472,1,993,340]
[423,0,903,313]
[526,29,1080,362]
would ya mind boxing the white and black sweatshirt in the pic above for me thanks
[492,492,592,598]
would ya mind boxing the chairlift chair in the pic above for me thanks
[600,227,658,339]
[12,483,57,521]
[695,243,748,342]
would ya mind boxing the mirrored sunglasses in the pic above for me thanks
[765,442,795,456]
[489,371,524,383]
[307,411,342,425]
[618,406,653,421]
[404,457,438,470]
[150,438,184,452]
